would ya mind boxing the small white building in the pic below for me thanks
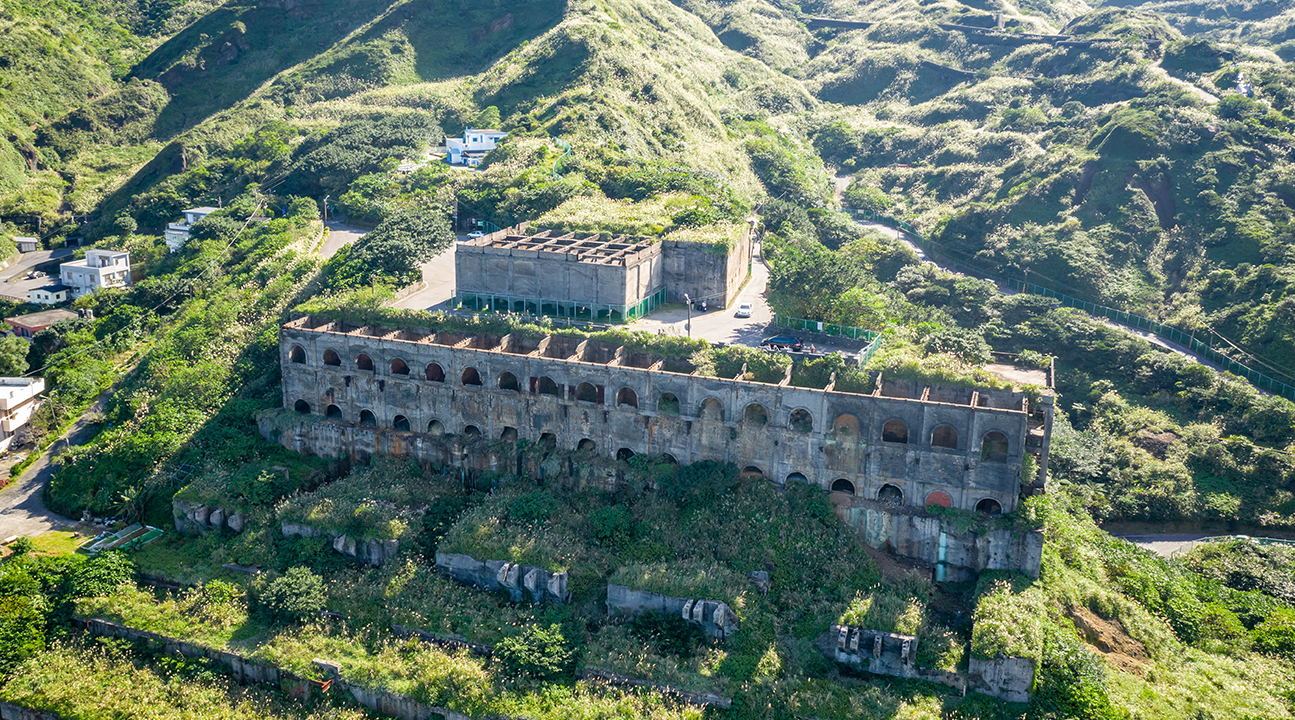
[0,377,44,453]
[164,207,219,253]
[447,128,508,167]
[59,249,131,298]
[28,283,70,305]
[14,236,39,253]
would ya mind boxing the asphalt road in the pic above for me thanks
[0,248,74,302]
[388,238,461,311]
[1113,533,1217,558]
[319,221,370,259]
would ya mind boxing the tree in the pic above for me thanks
[260,566,325,623]
[0,336,29,376]
[493,624,575,680]
[323,209,454,289]
[472,106,501,129]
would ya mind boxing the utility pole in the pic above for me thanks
[322,195,330,223]
[684,294,693,338]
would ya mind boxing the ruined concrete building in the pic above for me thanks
[454,221,754,322]
[265,317,1055,579]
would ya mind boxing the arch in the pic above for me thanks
[393,415,411,432]
[358,409,376,426]
[325,404,342,419]
[789,408,813,433]
[425,363,445,382]
[574,382,599,403]
[500,427,518,443]
[356,353,374,372]
[617,447,636,461]
[741,465,764,479]
[289,345,306,364]
[833,414,860,437]
[293,399,311,414]
[390,358,410,375]
[831,479,856,495]
[577,438,596,452]
[498,372,520,392]
[323,349,341,366]
[700,397,724,421]
[428,419,445,434]
[461,367,482,386]
[931,425,958,449]
[537,376,560,397]
[463,425,481,437]
[925,491,953,509]
[616,387,638,408]
[877,484,903,505]
[539,432,557,450]
[981,431,1009,462]
[657,393,680,415]
[882,419,909,444]
[744,403,768,426]
[785,472,809,485]
[661,453,678,464]
[976,498,1003,516]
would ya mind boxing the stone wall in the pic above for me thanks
[0,702,61,720]
[968,656,1036,704]
[435,551,569,603]
[173,498,247,535]
[281,521,400,566]
[660,228,751,308]
[605,583,740,640]
[830,625,966,693]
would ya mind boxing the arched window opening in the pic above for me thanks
[539,432,557,450]
[461,367,482,386]
[577,438,596,452]
[428,419,445,434]
[981,431,1009,462]
[617,448,636,462]
[356,354,374,372]
[925,491,953,509]
[325,404,342,419]
[744,403,769,426]
[390,358,410,375]
[700,398,724,421]
[293,400,311,414]
[359,409,376,426]
[323,349,341,366]
[834,414,860,437]
[463,425,481,437]
[931,425,958,449]
[785,472,809,485]
[537,376,560,397]
[741,465,764,478]
[661,453,678,464]
[575,382,599,403]
[501,427,518,443]
[393,415,410,431]
[882,419,909,444]
[831,479,856,495]
[289,345,306,364]
[976,498,1003,516]
[499,372,520,392]
[877,484,903,505]
[425,363,445,382]
[616,387,638,408]
[789,409,813,433]
[658,393,680,415]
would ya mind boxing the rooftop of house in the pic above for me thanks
[186,207,220,215]
[0,377,43,390]
[459,227,657,266]
[33,283,69,293]
[6,308,78,327]
[466,128,506,134]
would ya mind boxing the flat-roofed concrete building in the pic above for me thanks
[454,221,753,322]
[0,377,44,452]
[6,308,79,339]
[60,249,131,298]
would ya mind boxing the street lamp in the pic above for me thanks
[683,294,692,338]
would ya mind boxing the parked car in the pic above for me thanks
[467,230,485,238]
[735,302,752,318]
[760,335,803,352]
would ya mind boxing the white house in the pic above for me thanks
[446,128,508,167]
[0,377,44,453]
[164,207,219,253]
[59,249,131,298]
[28,283,70,305]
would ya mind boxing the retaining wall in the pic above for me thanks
[605,583,740,640]
[434,551,569,603]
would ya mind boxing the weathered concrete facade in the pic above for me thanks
[606,584,741,640]
[435,551,570,603]
[276,317,1050,515]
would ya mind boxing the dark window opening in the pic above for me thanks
[744,404,768,426]
[390,358,410,375]
[462,367,482,386]
[878,484,903,505]
[981,431,1009,462]
[976,498,1003,516]
[575,382,600,403]
[931,425,958,449]
[356,354,374,371]
[617,447,635,461]
[658,393,680,415]
[882,419,908,444]
[359,409,376,425]
[425,363,445,382]
[323,349,341,366]
[325,404,342,419]
[789,409,813,433]
[831,479,855,495]
[616,387,638,408]
[499,372,520,392]
[393,415,410,431]
[293,399,311,414]
[289,345,306,364]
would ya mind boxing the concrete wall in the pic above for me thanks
[276,319,1040,516]
[968,656,1036,704]
[435,551,569,603]
[0,703,61,720]
[830,625,966,693]
[456,240,660,307]
[606,584,740,640]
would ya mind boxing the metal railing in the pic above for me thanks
[847,209,1295,402]
[773,314,879,341]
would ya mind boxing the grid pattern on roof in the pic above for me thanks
[465,228,655,266]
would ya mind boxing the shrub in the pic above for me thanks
[6,539,32,559]
[259,567,325,623]
[507,490,558,525]
[68,552,134,599]
[1252,609,1295,659]
[492,623,575,680]
[628,611,705,657]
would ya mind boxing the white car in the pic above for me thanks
[735,302,752,318]
[467,231,485,239]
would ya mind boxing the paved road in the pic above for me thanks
[0,249,74,302]
[1114,533,1219,558]
[388,238,461,311]
[319,221,370,259]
